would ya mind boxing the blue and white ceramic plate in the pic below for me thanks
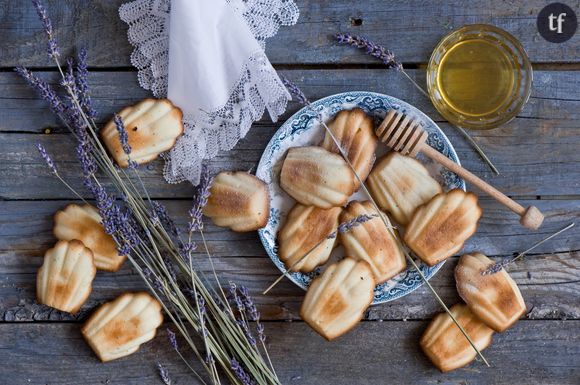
[256,92,465,305]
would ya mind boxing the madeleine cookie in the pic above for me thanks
[280,146,356,208]
[367,152,442,225]
[37,240,96,314]
[339,201,406,283]
[53,204,126,272]
[203,171,270,232]
[101,98,183,167]
[81,292,163,362]
[300,258,375,340]
[420,303,494,372]
[455,253,526,332]
[278,204,342,272]
[404,189,482,266]
[321,108,378,189]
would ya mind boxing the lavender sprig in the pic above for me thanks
[188,165,213,233]
[114,114,132,155]
[231,359,256,385]
[36,143,57,174]
[281,77,309,105]
[32,0,59,60]
[482,222,575,275]
[327,213,378,239]
[335,33,402,70]
[167,328,178,351]
[157,363,172,385]
[262,214,380,295]
[76,48,97,119]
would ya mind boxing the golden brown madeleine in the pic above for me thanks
[53,204,126,272]
[300,258,375,340]
[420,303,494,372]
[203,171,270,232]
[278,204,342,273]
[455,253,526,332]
[321,108,378,189]
[404,189,482,266]
[101,98,184,167]
[339,201,406,283]
[81,292,163,362]
[280,146,356,209]
[367,152,442,225]
[37,240,96,314]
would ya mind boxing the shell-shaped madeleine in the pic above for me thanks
[420,303,494,372]
[455,253,526,332]
[37,240,96,314]
[280,146,356,208]
[321,108,378,189]
[339,201,406,283]
[300,258,375,340]
[54,204,126,272]
[101,98,184,167]
[203,171,270,232]
[278,204,342,273]
[81,292,163,362]
[404,189,482,266]
[367,152,442,225]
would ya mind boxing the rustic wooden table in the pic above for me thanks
[0,1,579,384]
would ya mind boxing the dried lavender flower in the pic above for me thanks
[335,33,402,70]
[188,165,213,233]
[167,328,178,351]
[327,214,378,239]
[16,67,67,118]
[76,48,97,119]
[156,362,172,385]
[114,114,131,155]
[281,76,309,105]
[32,0,59,60]
[231,358,255,385]
[36,143,57,174]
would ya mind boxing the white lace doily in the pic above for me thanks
[119,0,299,184]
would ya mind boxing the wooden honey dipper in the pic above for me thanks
[376,109,544,230]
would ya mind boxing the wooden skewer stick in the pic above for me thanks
[376,110,544,230]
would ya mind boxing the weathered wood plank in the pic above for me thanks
[1,200,578,322]
[1,0,578,67]
[0,321,577,384]
[2,70,579,132]
[1,69,578,199]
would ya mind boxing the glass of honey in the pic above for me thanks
[426,24,532,130]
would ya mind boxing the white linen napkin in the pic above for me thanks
[120,0,299,184]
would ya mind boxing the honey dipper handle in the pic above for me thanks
[421,146,544,230]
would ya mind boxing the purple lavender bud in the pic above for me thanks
[16,67,67,119]
[167,328,178,350]
[114,114,132,155]
[156,363,172,385]
[32,0,60,60]
[36,143,57,174]
[76,48,97,119]
[334,33,403,70]
[327,214,378,239]
[281,76,309,106]
[151,201,180,238]
[256,323,266,343]
[230,358,256,385]
[481,260,507,276]
[188,165,213,233]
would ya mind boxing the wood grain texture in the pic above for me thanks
[1,0,579,67]
[1,200,577,322]
[0,321,578,385]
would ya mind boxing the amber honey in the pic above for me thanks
[427,25,532,130]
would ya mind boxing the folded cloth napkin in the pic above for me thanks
[119,0,299,184]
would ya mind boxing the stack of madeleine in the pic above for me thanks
[270,106,525,372]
